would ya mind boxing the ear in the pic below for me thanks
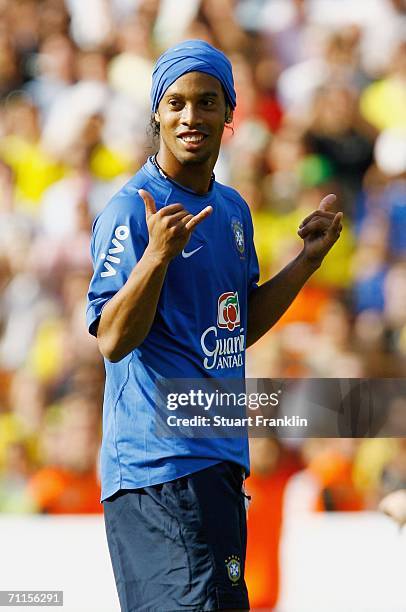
[225,108,233,124]
[154,111,160,123]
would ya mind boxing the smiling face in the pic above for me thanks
[155,71,232,177]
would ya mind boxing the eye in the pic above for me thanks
[168,99,182,109]
[201,98,215,107]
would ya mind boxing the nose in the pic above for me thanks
[180,102,203,127]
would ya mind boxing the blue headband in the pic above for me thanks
[151,39,236,112]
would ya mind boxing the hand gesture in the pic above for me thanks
[139,189,212,263]
[297,194,343,265]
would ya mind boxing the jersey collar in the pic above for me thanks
[146,155,215,198]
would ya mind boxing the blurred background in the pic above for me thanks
[0,0,405,610]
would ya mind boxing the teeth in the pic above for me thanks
[181,135,205,143]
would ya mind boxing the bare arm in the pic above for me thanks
[246,251,320,347]
[97,247,169,362]
[247,194,343,348]
[97,190,212,362]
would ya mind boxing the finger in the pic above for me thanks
[159,203,185,216]
[298,218,331,238]
[299,210,335,228]
[171,214,194,235]
[329,211,343,233]
[180,214,194,227]
[166,210,192,227]
[138,189,157,219]
[318,193,337,212]
[185,205,213,232]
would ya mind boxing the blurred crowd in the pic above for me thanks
[0,0,405,606]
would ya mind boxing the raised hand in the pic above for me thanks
[297,194,343,264]
[139,189,212,263]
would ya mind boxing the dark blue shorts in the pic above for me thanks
[103,462,250,611]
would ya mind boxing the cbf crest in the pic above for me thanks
[231,217,245,257]
[225,555,241,584]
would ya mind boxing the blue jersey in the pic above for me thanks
[86,157,259,500]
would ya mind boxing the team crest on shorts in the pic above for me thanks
[225,555,241,583]
[231,217,245,257]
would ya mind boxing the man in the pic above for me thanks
[86,40,342,612]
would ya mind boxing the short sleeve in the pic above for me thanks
[246,209,260,295]
[86,194,148,336]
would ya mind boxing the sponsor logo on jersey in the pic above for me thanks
[231,217,245,256]
[100,225,130,277]
[200,291,244,370]
[217,292,240,332]
[181,245,204,259]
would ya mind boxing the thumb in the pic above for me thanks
[139,189,157,219]
[319,193,337,212]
